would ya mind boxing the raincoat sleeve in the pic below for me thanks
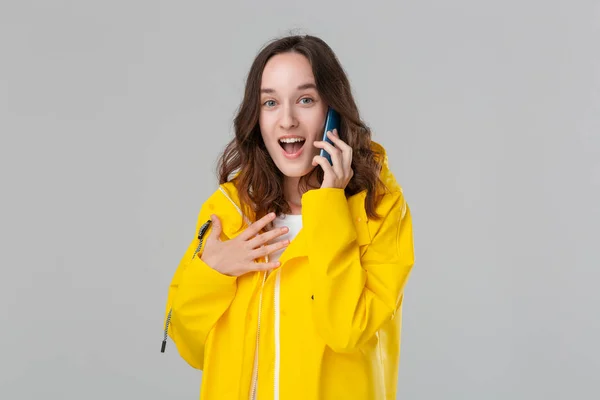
[163,201,237,369]
[301,187,414,353]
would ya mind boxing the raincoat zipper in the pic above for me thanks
[273,269,281,400]
[161,219,212,353]
[216,187,281,400]
[250,270,267,400]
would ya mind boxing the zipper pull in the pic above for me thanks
[198,219,212,240]
[162,219,211,353]
[191,219,212,260]
[161,308,172,353]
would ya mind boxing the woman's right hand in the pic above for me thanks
[200,212,290,277]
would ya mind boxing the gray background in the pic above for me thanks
[1,0,598,399]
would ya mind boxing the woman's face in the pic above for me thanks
[259,52,328,179]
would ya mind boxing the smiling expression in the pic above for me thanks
[259,52,328,178]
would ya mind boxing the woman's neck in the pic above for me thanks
[283,176,303,215]
[283,173,321,215]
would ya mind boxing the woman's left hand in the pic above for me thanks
[312,129,354,189]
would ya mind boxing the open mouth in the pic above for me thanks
[278,137,306,155]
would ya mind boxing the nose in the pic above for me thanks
[279,104,298,130]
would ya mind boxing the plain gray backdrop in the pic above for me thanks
[1,0,598,399]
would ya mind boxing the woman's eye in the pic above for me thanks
[300,98,314,105]
[264,100,276,107]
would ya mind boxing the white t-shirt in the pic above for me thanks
[268,213,303,263]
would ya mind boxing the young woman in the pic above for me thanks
[162,34,415,399]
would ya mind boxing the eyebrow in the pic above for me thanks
[260,82,317,94]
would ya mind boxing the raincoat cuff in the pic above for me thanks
[301,187,355,236]
[301,187,346,205]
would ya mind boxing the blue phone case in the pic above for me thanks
[320,107,340,165]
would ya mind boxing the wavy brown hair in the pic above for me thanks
[217,34,386,223]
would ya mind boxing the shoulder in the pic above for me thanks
[367,140,407,213]
[359,140,409,236]
[197,181,240,212]
[193,181,247,238]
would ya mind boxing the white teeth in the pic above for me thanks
[279,137,305,144]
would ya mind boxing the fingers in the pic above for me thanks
[250,239,290,260]
[314,129,355,179]
[250,260,282,272]
[207,214,223,242]
[313,135,343,175]
[327,129,352,170]
[238,212,277,241]
[312,154,335,176]
[247,226,289,248]
[313,129,355,190]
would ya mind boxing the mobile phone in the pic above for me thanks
[319,107,340,165]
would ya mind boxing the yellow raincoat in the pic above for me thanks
[163,142,415,399]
